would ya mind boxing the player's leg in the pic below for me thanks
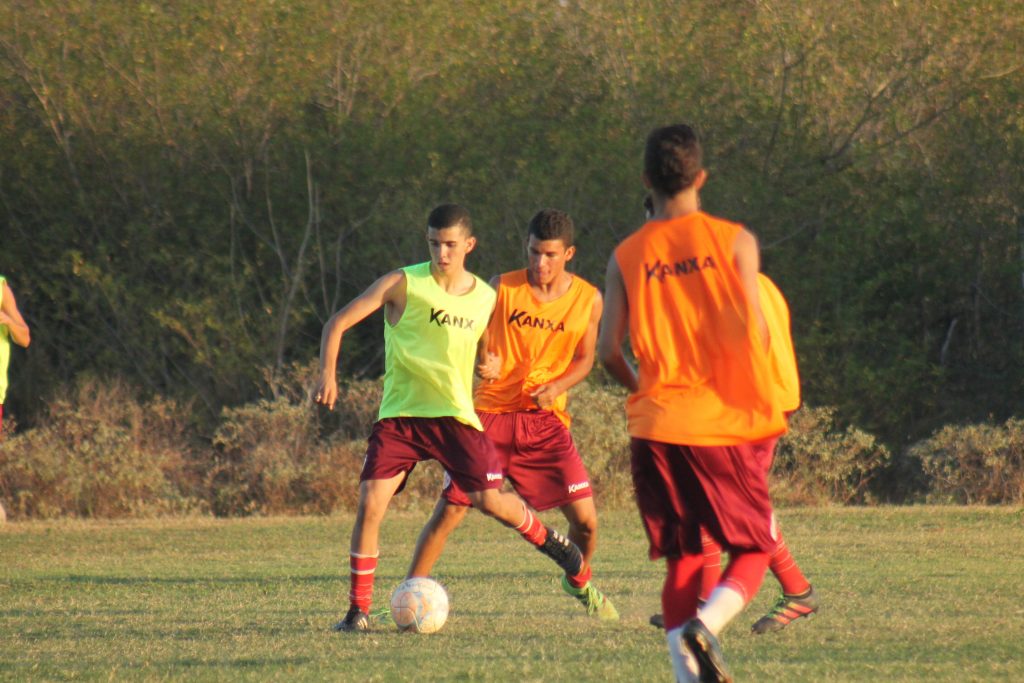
[751,523,818,634]
[467,487,588,580]
[557,496,617,619]
[335,473,405,632]
[559,487,597,565]
[406,497,470,578]
[651,526,723,629]
[435,415,588,582]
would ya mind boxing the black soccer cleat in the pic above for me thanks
[332,606,370,632]
[536,526,584,576]
[682,618,733,683]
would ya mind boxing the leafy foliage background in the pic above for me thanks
[1,1,1023,515]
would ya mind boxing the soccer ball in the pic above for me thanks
[390,577,449,634]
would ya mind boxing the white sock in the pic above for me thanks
[666,626,700,682]
[697,585,745,636]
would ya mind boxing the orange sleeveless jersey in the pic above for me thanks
[613,212,786,445]
[759,274,801,412]
[474,270,598,428]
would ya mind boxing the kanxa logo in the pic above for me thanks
[568,481,590,494]
[429,307,476,329]
[507,308,566,332]
[644,256,717,282]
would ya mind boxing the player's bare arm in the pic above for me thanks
[315,270,407,410]
[733,228,770,351]
[0,281,31,348]
[530,291,603,410]
[475,274,502,381]
[597,256,639,393]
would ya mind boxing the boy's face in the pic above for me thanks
[427,225,476,274]
[526,235,575,286]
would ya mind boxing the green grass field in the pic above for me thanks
[2,506,1023,681]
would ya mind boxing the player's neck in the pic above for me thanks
[652,190,701,221]
[430,264,475,295]
[528,270,572,301]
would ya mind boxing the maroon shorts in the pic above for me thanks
[361,417,504,495]
[443,410,592,511]
[630,437,776,560]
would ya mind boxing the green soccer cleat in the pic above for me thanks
[682,618,733,683]
[561,576,619,621]
[332,606,370,632]
[369,606,392,624]
[750,586,819,635]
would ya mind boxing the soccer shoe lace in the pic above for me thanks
[332,606,370,632]
[561,576,619,620]
[750,586,819,635]
[682,618,733,683]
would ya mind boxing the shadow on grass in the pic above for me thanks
[15,574,342,585]
[171,657,314,669]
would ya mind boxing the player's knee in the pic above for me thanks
[438,503,469,529]
[465,489,500,515]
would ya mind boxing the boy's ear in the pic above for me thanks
[694,169,708,190]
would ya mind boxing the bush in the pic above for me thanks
[771,406,892,505]
[209,398,366,516]
[0,377,201,519]
[909,418,1024,504]
[568,382,633,508]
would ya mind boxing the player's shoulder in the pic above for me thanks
[569,273,599,296]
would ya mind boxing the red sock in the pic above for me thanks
[565,562,592,589]
[770,534,811,595]
[720,551,769,603]
[699,528,723,602]
[513,505,547,546]
[349,552,378,613]
[662,554,703,631]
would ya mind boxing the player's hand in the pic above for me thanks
[529,382,561,410]
[476,352,501,382]
[313,375,339,410]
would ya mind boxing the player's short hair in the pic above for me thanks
[527,208,574,247]
[427,204,473,235]
[643,124,703,197]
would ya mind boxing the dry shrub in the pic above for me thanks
[567,383,633,508]
[909,418,1024,504]
[0,376,201,519]
[772,406,891,505]
[209,398,368,515]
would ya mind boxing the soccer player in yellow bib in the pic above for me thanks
[315,205,590,632]
[405,209,618,620]
[0,275,32,435]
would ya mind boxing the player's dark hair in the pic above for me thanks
[643,124,703,198]
[527,208,574,247]
[427,204,473,235]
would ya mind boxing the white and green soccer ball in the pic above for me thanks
[390,577,449,634]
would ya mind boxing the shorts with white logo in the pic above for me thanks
[443,410,592,511]
[361,417,503,495]
[630,437,777,560]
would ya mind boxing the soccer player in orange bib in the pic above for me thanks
[645,193,819,635]
[315,205,590,632]
[599,125,786,682]
[405,209,617,619]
